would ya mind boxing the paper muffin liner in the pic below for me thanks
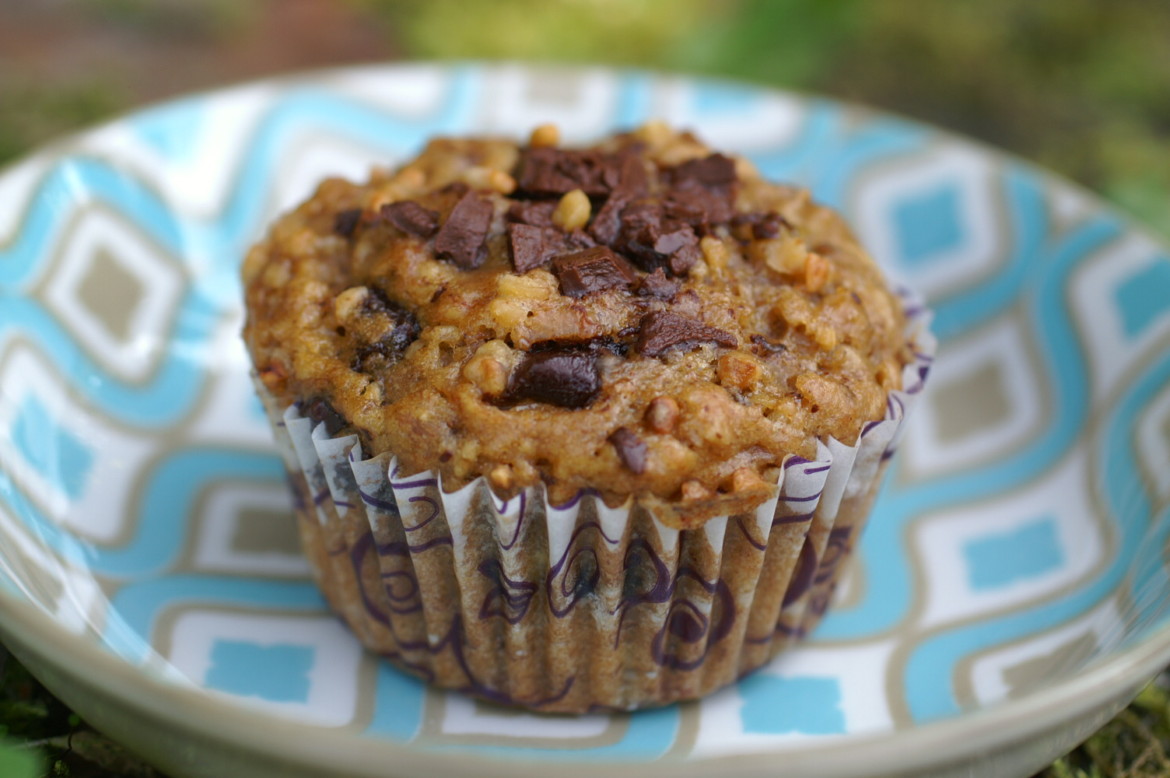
[255,299,934,713]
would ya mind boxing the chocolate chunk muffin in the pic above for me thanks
[243,122,932,712]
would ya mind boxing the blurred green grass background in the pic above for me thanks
[1,1,1168,776]
[2,0,1167,236]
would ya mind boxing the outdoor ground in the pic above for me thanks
[1,1,1168,776]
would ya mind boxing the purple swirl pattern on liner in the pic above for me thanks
[773,509,817,527]
[650,569,736,671]
[403,495,440,531]
[358,486,399,515]
[287,476,306,510]
[781,541,820,608]
[549,487,603,511]
[479,558,538,624]
[736,517,768,551]
[804,525,855,620]
[545,521,622,617]
[349,531,423,618]
[498,491,527,550]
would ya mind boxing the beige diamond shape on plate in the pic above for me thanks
[38,204,184,383]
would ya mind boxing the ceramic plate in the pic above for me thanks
[1,63,1169,778]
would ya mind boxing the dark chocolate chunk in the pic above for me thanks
[515,147,600,197]
[333,208,363,238]
[530,336,630,358]
[588,150,649,245]
[565,229,597,250]
[550,246,639,298]
[663,186,734,228]
[636,311,737,357]
[379,201,440,237]
[304,397,347,435]
[507,223,556,273]
[667,154,737,188]
[737,211,789,239]
[515,147,639,198]
[614,147,649,194]
[637,267,680,300]
[754,213,785,239]
[609,427,648,474]
[350,289,421,372]
[434,191,493,269]
[506,200,557,227]
[616,208,700,277]
[588,192,628,245]
[507,350,600,408]
[750,334,788,355]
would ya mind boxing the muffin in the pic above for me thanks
[241,122,933,712]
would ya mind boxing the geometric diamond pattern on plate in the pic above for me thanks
[1069,232,1170,399]
[329,65,454,119]
[1136,381,1170,502]
[183,313,277,447]
[269,134,392,217]
[37,205,183,382]
[189,480,305,577]
[477,65,621,143]
[0,345,156,542]
[163,610,362,726]
[78,86,274,218]
[902,315,1044,479]
[963,597,1122,707]
[911,448,1106,630]
[643,77,805,152]
[0,155,52,250]
[690,641,897,756]
[851,144,1005,296]
[435,693,612,742]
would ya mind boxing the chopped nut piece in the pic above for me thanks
[804,251,831,292]
[529,123,560,148]
[728,467,768,494]
[464,166,517,194]
[333,285,370,324]
[634,119,672,150]
[498,271,558,300]
[680,479,713,501]
[699,235,730,274]
[488,464,514,491]
[552,189,592,233]
[488,298,531,330]
[645,396,679,433]
[716,351,764,391]
[750,234,807,276]
[463,349,509,396]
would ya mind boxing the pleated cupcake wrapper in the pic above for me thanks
[257,300,935,712]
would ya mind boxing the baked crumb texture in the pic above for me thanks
[243,123,911,528]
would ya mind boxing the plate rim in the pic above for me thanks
[1,59,1169,776]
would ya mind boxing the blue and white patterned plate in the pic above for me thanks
[1,63,1169,778]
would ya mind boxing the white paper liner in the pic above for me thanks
[256,300,935,712]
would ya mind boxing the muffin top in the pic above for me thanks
[242,123,911,527]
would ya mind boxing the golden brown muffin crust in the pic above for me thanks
[242,123,911,526]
